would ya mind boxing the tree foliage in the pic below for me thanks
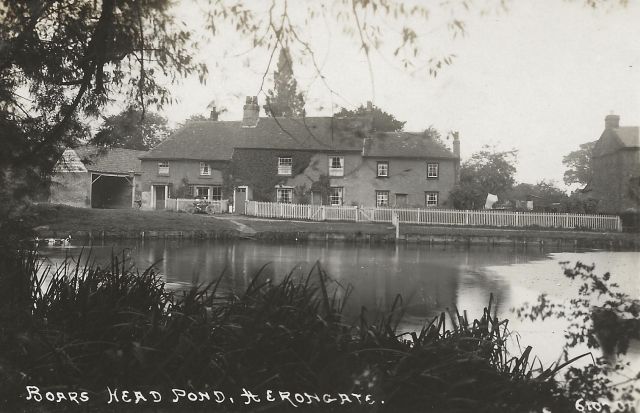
[263,48,305,117]
[449,148,518,209]
[0,0,205,211]
[563,141,595,186]
[92,108,171,150]
[335,103,405,132]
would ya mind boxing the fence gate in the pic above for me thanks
[357,207,373,222]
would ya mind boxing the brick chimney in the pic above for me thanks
[605,114,620,130]
[452,131,461,183]
[242,96,259,127]
[452,131,460,158]
[209,107,218,121]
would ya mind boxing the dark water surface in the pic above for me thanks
[40,239,640,381]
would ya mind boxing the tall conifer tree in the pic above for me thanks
[264,48,305,117]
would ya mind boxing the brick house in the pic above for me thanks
[139,97,460,211]
[590,114,640,213]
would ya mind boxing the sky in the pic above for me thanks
[152,0,640,188]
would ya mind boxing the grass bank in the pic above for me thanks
[1,249,573,412]
[28,204,638,249]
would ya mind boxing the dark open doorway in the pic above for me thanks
[91,174,132,208]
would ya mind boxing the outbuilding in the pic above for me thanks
[49,146,144,208]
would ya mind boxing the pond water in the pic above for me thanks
[40,239,640,382]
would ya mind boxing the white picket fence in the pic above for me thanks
[245,201,622,231]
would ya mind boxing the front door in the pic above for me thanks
[235,187,247,214]
[154,185,166,210]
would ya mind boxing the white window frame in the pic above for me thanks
[278,157,293,175]
[276,187,293,204]
[376,190,389,207]
[193,186,211,200]
[329,187,343,206]
[200,162,211,176]
[329,156,344,177]
[425,192,439,207]
[211,186,222,201]
[427,162,439,179]
[158,161,169,175]
[377,161,389,177]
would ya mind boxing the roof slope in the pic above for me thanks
[75,146,144,173]
[141,117,370,160]
[54,149,88,173]
[363,132,457,159]
[594,126,640,157]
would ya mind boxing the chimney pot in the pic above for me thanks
[605,114,620,130]
[210,107,218,121]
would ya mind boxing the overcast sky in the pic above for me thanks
[155,0,640,187]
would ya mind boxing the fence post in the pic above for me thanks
[321,206,326,221]
[355,206,359,222]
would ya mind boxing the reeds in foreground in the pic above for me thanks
[1,249,574,412]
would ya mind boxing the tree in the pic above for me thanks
[263,47,305,117]
[449,148,518,209]
[335,103,405,132]
[563,141,595,186]
[0,0,204,214]
[92,108,171,150]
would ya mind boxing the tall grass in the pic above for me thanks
[0,249,572,412]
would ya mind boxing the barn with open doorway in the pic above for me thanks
[49,146,144,209]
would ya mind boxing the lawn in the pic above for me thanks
[28,204,239,233]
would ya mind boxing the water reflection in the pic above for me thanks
[40,239,639,373]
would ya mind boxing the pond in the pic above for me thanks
[39,239,640,380]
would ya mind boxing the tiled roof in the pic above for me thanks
[594,126,640,157]
[141,116,457,161]
[615,127,639,148]
[75,146,144,174]
[363,132,457,159]
[141,117,370,160]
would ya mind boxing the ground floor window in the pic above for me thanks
[425,191,439,207]
[191,185,222,200]
[376,190,389,207]
[276,187,293,204]
[329,187,343,206]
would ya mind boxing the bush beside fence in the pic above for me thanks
[245,201,622,232]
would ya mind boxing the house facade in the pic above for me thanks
[49,146,143,208]
[590,114,640,213]
[139,96,461,210]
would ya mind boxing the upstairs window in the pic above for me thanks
[158,161,169,175]
[329,156,344,177]
[427,162,439,179]
[278,157,292,175]
[425,192,439,207]
[376,190,389,207]
[377,161,389,177]
[200,162,211,176]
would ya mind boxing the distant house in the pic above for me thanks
[590,114,640,213]
[139,96,460,211]
[50,146,144,208]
